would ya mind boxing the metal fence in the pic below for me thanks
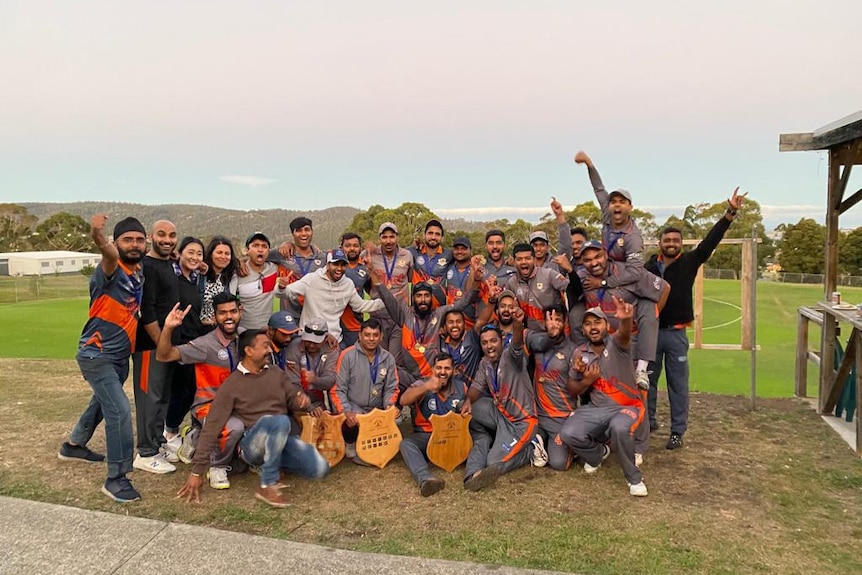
[0,274,90,304]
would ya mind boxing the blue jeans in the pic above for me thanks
[238,414,329,487]
[70,351,134,479]
[647,328,690,435]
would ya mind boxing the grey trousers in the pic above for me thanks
[465,398,535,479]
[399,431,435,485]
[538,415,574,471]
[648,327,690,435]
[559,402,643,485]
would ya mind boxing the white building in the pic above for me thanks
[0,251,102,276]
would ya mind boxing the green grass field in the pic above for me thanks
[1,277,857,398]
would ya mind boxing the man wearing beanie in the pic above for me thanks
[59,214,148,503]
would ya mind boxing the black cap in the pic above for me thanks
[453,236,472,249]
[413,282,433,295]
[245,231,270,248]
[112,217,146,240]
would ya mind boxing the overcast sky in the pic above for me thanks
[2,1,861,229]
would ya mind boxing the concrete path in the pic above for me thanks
[0,496,572,575]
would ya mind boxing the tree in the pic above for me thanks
[839,227,862,275]
[30,212,90,252]
[344,202,440,248]
[778,218,827,274]
[0,204,37,251]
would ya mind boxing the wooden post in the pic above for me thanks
[747,237,757,410]
[820,314,837,414]
[795,311,809,397]
[741,238,753,350]
[825,150,841,298]
[693,266,704,349]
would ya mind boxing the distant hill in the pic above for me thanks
[21,202,490,250]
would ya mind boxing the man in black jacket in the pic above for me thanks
[645,188,746,450]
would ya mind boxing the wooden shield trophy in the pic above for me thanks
[427,412,472,472]
[299,412,347,467]
[355,407,402,469]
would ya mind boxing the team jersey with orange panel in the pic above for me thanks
[526,334,578,420]
[469,342,537,423]
[574,335,642,411]
[506,268,569,331]
[408,376,468,433]
[177,330,238,421]
[78,262,144,360]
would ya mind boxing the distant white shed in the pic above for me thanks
[0,251,102,276]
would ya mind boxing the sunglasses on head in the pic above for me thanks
[304,325,327,336]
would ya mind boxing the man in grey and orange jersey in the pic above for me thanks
[156,292,242,490]
[339,232,372,348]
[131,219,180,476]
[576,240,669,390]
[330,318,400,463]
[269,216,326,317]
[483,229,516,284]
[526,304,579,470]
[506,243,569,332]
[475,288,519,350]
[409,219,451,307]
[459,306,537,491]
[558,302,649,497]
[399,352,467,497]
[59,214,147,503]
[365,222,415,352]
[285,317,339,415]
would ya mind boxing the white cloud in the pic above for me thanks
[219,175,277,187]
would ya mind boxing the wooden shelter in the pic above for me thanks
[782,110,862,454]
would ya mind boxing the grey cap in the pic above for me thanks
[529,231,549,244]
[609,189,632,202]
[301,318,328,343]
[583,307,607,321]
[378,221,398,235]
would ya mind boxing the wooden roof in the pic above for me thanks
[779,109,862,152]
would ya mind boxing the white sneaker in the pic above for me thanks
[583,444,611,474]
[635,369,650,391]
[133,452,176,474]
[634,453,644,468]
[628,481,648,497]
[345,442,357,458]
[207,466,231,490]
[162,436,181,463]
[530,435,548,467]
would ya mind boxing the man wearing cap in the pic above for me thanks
[131,219,180,476]
[330,318,400,462]
[339,232,372,348]
[558,300,649,497]
[275,248,385,343]
[476,287,520,349]
[442,236,478,326]
[505,243,569,332]
[577,240,668,391]
[59,214,147,503]
[399,352,467,497]
[231,232,279,330]
[645,187,747,450]
[266,310,301,373]
[366,222,415,351]
[269,217,326,317]
[285,317,339,415]
[460,306,537,491]
[156,293,244,490]
[574,150,645,289]
[409,219,451,307]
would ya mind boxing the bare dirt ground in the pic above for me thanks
[1,358,861,575]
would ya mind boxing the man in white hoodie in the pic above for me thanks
[275,249,385,343]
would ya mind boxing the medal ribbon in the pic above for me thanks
[451,266,470,289]
[296,255,313,277]
[382,252,397,284]
[369,349,381,385]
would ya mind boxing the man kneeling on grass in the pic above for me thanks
[177,329,329,508]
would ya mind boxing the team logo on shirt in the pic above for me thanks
[446,269,454,279]
[428,397,437,411]
[430,317,438,326]
[617,238,625,247]
[398,259,407,266]
[358,269,367,277]
[287,257,296,264]
[437,258,447,267]
[416,256,425,265]
[653,277,662,290]
[603,349,609,357]
[536,283,543,290]
[379,368,388,377]
[321,354,327,362]
[218,349,229,361]
[314,259,322,266]
[555,352,565,360]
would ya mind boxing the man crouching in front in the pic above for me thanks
[177,329,329,508]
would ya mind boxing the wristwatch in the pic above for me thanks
[600,279,607,287]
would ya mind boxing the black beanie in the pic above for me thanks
[113,217,146,240]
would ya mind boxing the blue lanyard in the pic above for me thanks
[382,252,397,283]
[271,347,284,370]
[539,351,553,379]
[226,342,236,371]
[423,250,437,277]
[303,351,322,374]
[369,349,380,385]
[450,266,470,288]
[433,390,451,415]
[296,255,313,277]
[487,365,499,396]
[445,341,462,364]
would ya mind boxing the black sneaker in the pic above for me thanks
[101,475,141,503]
[666,433,683,450]
[419,477,446,497]
[58,442,105,463]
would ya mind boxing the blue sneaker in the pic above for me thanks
[101,475,141,503]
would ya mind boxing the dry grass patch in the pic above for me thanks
[1,359,861,575]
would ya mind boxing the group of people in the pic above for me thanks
[58,151,747,507]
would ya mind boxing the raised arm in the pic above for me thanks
[574,151,609,212]
[91,214,120,277]
[611,295,633,350]
[155,303,191,362]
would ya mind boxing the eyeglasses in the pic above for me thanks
[304,325,327,336]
